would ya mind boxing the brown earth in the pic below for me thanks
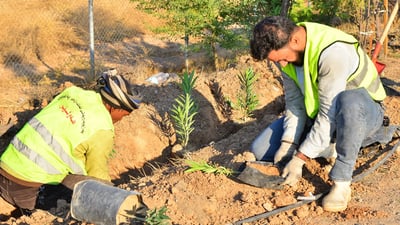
[1,6,400,225]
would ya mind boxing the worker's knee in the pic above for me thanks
[336,88,372,120]
[337,88,369,110]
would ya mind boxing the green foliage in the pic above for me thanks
[184,159,234,176]
[290,0,314,23]
[180,70,197,95]
[236,68,259,121]
[170,71,198,148]
[132,0,282,69]
[228,0,282,38]
[145,206,171,225]
[290,0,365,24]
[133,0,240,67]
[108,149,117,159]
[170,93,198,148]
[313,0,365,23]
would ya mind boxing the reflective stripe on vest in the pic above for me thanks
[0,86,114,184]
[10,117,85,175]
[347,48,386,97]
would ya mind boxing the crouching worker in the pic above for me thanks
[0,69,148,224]
[249,16,388,212]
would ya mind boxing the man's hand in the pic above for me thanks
[274,141,297,164]
[282,155,306,186]
[62,174,113,190]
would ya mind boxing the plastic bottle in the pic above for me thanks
[146,72,170,84]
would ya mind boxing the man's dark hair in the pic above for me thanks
[250,16,297,60]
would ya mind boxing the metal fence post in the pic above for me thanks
[89,0,95,80]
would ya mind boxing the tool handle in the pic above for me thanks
[378,0,399,45]
[372,0,399,62]
[371,43,383,63]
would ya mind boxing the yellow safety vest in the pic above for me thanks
[0,86,114,184]
[282,22,386,118]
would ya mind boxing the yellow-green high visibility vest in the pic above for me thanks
[282,22,386,118]
[0,86,114,184]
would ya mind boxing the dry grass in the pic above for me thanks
[0,1,80,65]
[0,0,158,77]
[0,0,165,114]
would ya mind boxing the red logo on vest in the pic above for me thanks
[60,105,76,124]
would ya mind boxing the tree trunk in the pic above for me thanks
[280,0,291,17]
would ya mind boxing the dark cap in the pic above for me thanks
[97,69,141,112]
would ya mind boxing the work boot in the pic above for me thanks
[322,181,351,212]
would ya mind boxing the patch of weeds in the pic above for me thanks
[184,159,234,176]
[145,206,171,225]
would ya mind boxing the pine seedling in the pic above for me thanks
[236,67,259,121]
[184,159,234,176]
[170,71,198,148]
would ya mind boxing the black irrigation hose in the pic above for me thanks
[232,192,326,225]
[233,140,400,225]
[352,140,399,183]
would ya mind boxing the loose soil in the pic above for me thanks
[245,162,281,176]
[1,7,400,225]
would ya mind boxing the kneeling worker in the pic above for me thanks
[0,69,148,224]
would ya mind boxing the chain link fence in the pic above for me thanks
[0,0,143,85]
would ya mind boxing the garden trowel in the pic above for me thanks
[235,161,284,190]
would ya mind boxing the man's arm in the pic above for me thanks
[281,72,307,145]
[74,129,115,181]
[299,42,359,158]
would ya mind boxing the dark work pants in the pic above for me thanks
[0,173,39,210]
[0,173,72,211]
